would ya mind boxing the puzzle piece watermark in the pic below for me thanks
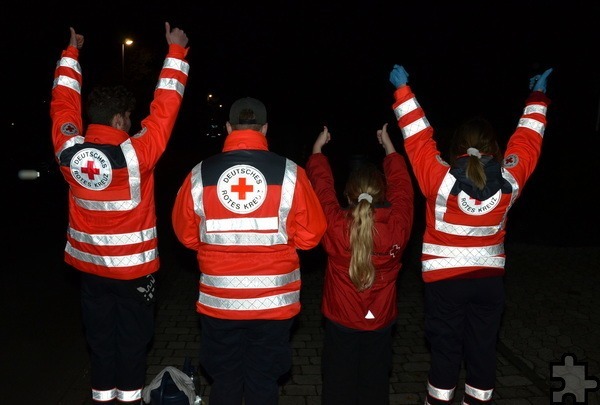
[550,353,599,404]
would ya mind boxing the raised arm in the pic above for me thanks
[377,123,396,155]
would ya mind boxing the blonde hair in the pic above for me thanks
[449,117,502,190]
[344,163,386,291]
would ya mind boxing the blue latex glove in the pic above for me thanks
[529,68,553,93]
[389,64,409,88]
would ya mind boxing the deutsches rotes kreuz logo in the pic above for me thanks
[503,153,519,168]
[70,148,112,190]
[457,190,501,215]
[218,164,267,214]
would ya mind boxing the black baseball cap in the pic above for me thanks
[229,97,267,125]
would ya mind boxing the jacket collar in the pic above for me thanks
[223,130,268,152]
[85,124,130,145]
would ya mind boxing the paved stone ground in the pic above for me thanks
[142,242,599,405]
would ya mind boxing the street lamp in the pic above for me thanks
[121,38,133,80]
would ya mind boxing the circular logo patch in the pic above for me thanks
[457,190,501,216]
[217,165,267,214]
[70,148,112,190]
[503,153,518,168]
[60,122,80,136]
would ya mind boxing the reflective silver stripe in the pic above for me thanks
[393,96,430,140]
[157,57,189,98]
[194,159,296,246]
[400,117,431,139]
[422,256,505,272]
[427,381,455,401]
[200,268,300,289]
[163,57,190,75]
[198,290,300,310]
[393,97,419,119]
[92,388,117,401]
[117,388,142,401]
[502,169,520,210]
[156,77,185,97]
[74,139,141,211]
[69,227,157,246]
[517,117,545,137]
[53,74,81,94]
[423,243,504,257]
[206,216,279,232]
[434,172,505,236]
[464,383,493,401]
[58,56,82,74]
[203,232,287,245]
[65,241,157,267]
[524,103,547,116]
[56,135,85,160]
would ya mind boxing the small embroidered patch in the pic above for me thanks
[61,122,80,136]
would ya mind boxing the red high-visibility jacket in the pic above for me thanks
[50,43,189,280]
[392,85,550,283]
[172,130,327,320]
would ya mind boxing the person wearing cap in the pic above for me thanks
[388,64,552,404]
[306,124,414,404]
[172,96,327,405]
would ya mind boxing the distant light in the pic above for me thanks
[18,170,40,180]
[124,38,133,46]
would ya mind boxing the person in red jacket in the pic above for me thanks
[305,124,414,404]
[171,97,327,405]
[388,64,552,404]
[50,23,189,404]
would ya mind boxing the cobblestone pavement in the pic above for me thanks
[76,241,600,404]
[24,240,600,405]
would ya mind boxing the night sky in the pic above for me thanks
[6,1,600,246]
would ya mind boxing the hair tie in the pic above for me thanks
[467,147,482,159]
[358,193,373,204]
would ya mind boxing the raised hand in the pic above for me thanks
[313,126,331,154]
[377,123,396,155]
[69,27,84,50]
[529,68,553,93]
[389,64,409,89]
[165,22,189,48]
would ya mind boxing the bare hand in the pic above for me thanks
[69,27,84,50]
[377,123,395,155]
[165,22,189,47]
[313,126,331,154]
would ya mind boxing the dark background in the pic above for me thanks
[2,4,599,402]
[5,2,600,247]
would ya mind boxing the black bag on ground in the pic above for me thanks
[142,364,197,405]
[150,371,189,405]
